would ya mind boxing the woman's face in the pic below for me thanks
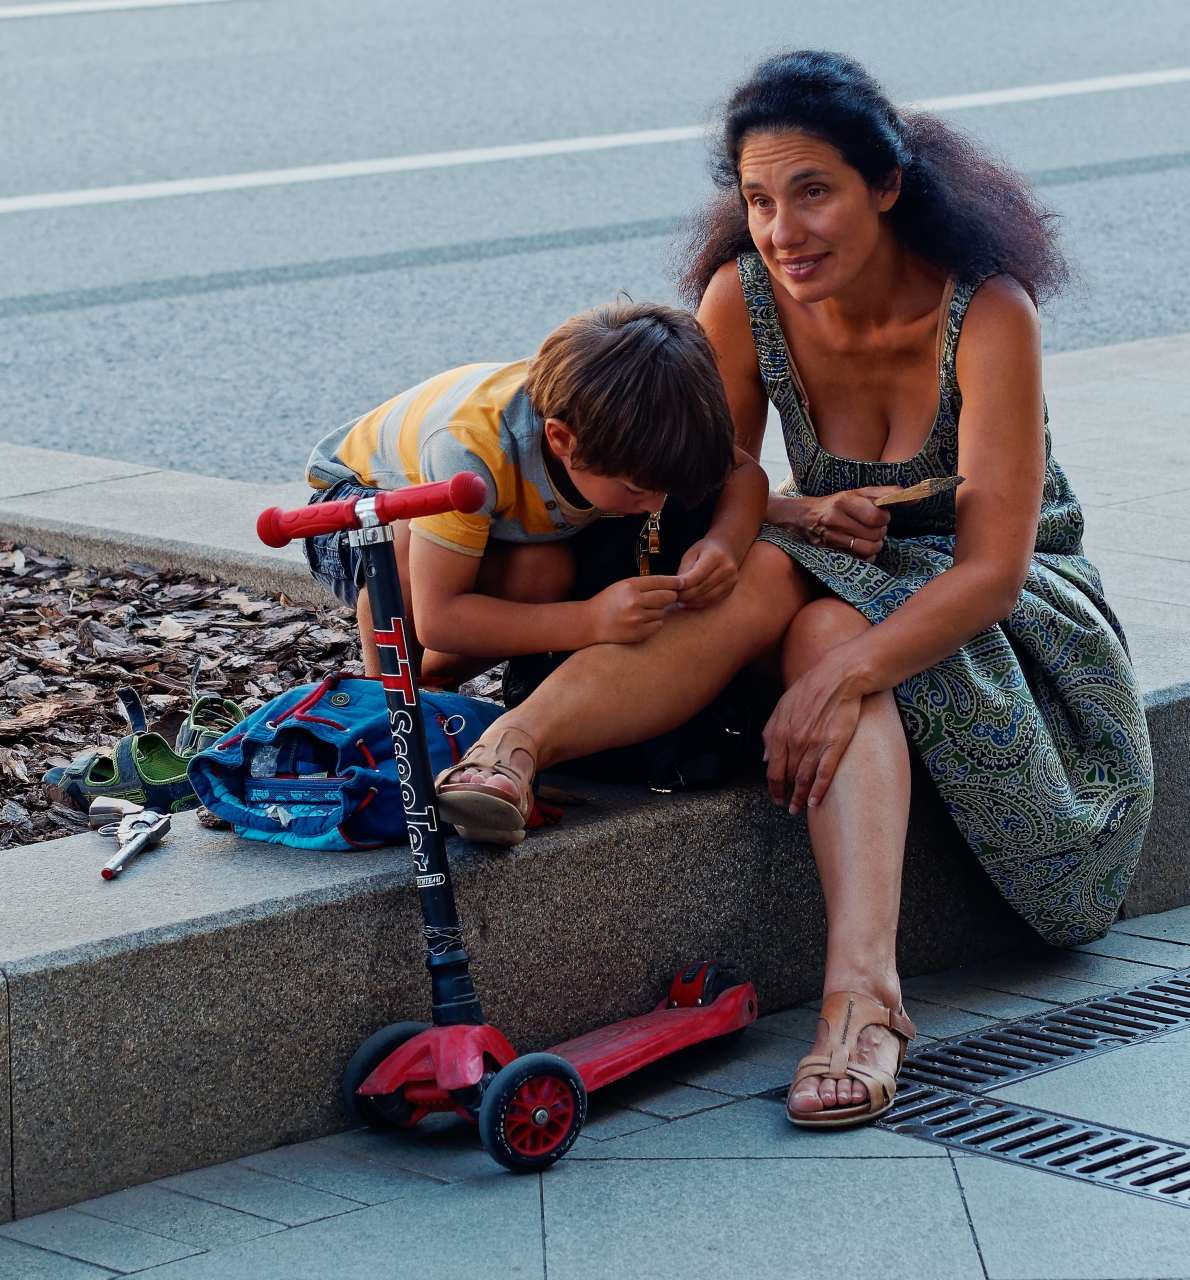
[738,129,899,303]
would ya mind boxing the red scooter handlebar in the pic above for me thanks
[257,472,488,547]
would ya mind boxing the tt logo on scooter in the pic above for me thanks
[374,617,416,706]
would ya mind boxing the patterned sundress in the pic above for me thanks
[738,251,1154,947]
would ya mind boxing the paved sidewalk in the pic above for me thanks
[3,907,1190,1278]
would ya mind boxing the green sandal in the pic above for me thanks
[43,667,243,815]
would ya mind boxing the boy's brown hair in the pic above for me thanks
[525,301,735,503]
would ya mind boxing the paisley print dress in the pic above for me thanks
[739,251,1153,946]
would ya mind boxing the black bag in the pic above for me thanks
[503,493,771,791]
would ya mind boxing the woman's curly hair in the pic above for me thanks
[679,50,1069,306]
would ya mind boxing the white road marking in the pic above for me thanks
[908,66,1190,111]
[2,66,1189,215]
[0,0,232,18]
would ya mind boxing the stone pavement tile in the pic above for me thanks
[543,1154,980,1280]
[946,960,1115,1005]
[74,1183,285,1250]
[0,445,157,500]
[1082,508,1190,567]
[1061,462,1187,509]
[157,1163,361,1227]
[238,1137,437,1206]
[593,1074,733,1120]
[659,1028,808,1096]
[577,1105,669,1142]
[128,1174,539,1280]
[1101,600,1190,694]
[989,1026,1190,1145]
[955,1156,1190,1279]
[902,1001,998,1040]
[1092,547,1190,609]
[0,1208,200,1272]
[1069,426,1190,477]
[568,1093,939,1160]
[319,1116,499,1184]
[756,1003,824,1042]
[1116,906,1190,944]
[0,1236,117,1278]
[1077,930,1190,969]
[1117,488,1190,524]
[1027,948,1176,989]
[901,975,1056,1020]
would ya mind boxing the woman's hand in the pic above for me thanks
[769,487,900,559]
[762,653,864,812]
[675,536,739,609]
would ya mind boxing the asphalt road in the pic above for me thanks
[1,0,1188,483]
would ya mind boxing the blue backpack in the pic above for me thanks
[187,674,504,850]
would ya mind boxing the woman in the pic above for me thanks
[435,50,1153,1129]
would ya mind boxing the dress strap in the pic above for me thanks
[939,273,993,401]
[736,251,796,400]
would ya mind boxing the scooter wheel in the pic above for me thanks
[667,961,742,1009]
[341,1020,430,1130]
[479,1053,587,1173]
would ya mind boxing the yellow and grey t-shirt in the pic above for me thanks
[305,361,599,557]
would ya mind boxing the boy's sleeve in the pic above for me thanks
[412,427,500,557]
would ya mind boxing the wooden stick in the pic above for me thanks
[873,475,965,507]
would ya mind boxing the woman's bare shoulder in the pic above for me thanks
[698,260,756,359]
[957,274,1041,377]
[963,274,1040,341]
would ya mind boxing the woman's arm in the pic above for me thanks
[766,277,1046,810]
[697,261,770,458]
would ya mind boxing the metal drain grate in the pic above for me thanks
[884,1085,1190,1207]
[899,968,1190,1092]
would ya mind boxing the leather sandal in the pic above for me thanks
[434,725,537,846]
[786,991,916,1129]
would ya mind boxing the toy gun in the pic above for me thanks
[98,809,171,880]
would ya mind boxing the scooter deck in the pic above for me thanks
[547,982,758,1095]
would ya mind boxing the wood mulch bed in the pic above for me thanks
[0,541,369,848]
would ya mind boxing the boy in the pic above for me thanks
[303,301,767,683]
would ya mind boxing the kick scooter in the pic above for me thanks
[258,476,759,1172]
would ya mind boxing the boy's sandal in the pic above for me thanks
[785,990,917,1129]
[435,726,537,846]
[42,685,212,816]
[174,660,245,755]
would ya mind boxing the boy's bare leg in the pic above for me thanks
[452,542,812,790]
[420,541,576,686]
[355,529,576,683]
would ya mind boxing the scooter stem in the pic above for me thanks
[348,498,484,1027]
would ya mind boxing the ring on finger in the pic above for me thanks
[849,536,856,552]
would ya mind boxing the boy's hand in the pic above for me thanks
[588,576,681,644]
[676,537,738,609]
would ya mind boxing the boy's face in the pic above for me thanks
[543,419,667,515]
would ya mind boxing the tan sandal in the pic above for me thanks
[786,991,916,1129]
[434,725,537,846]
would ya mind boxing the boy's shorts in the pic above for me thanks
[303,478,380,606]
